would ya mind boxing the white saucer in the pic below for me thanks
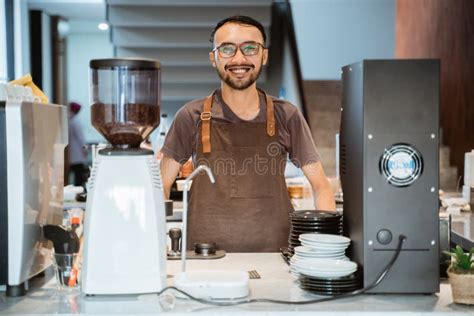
[294,253,346,260]
[299,233,351,245]
[292,258,357,271]
[300,241,349,250]
[294,245,346,255]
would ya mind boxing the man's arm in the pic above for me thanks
[160,154,182,199]
[301,161,336,211]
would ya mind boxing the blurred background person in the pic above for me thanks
[68,102,89,188]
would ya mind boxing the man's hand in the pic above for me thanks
[160,154,181,199]
[301,161,336,211]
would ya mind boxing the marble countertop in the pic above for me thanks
[1,253,472,315]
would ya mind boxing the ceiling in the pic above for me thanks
[27,0,106,21]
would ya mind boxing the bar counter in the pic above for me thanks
[1,253,472,315]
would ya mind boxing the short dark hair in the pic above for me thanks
[210,15,267,45]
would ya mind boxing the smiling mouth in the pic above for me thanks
[226,65,254,75]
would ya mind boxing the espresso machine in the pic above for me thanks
[81,58,167,295]
[0,83,67,296]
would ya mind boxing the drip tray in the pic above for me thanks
[167,250,226,260]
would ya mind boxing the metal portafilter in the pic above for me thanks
[169,228,182,255]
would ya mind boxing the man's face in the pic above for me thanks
[209,22,268,91]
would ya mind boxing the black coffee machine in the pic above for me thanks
[340,59,440,293]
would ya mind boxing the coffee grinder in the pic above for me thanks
[81,58,167,295]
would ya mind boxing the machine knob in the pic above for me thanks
[377,229,392,245]
[169,228,182,254]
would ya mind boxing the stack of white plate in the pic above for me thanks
[290,234,355,278]
[290,257,357,278]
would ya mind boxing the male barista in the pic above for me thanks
[160,16,335,252]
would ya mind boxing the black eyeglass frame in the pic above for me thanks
[211,41,267,58]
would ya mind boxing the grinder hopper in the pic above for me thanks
[90,58,161,149]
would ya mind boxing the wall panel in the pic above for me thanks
[396,0,474,178]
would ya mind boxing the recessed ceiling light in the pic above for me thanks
[98,23,109,31]
[57,20,70,38]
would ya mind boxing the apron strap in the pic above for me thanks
[266,94,276,137]
[200,91,276,154]
[201,94,213,154]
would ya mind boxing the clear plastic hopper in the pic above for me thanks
[89,58,161,148]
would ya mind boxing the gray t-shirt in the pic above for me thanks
[161,89,320,167]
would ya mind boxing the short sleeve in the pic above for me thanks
[287,110,320,168]
[161,107,195,164]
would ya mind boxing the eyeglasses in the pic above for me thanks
[212,41,266,58]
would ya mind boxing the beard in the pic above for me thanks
[215,58,264,91]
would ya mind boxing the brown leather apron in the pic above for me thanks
[187,90,294,252]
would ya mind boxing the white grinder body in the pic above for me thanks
[81,152,167,295]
